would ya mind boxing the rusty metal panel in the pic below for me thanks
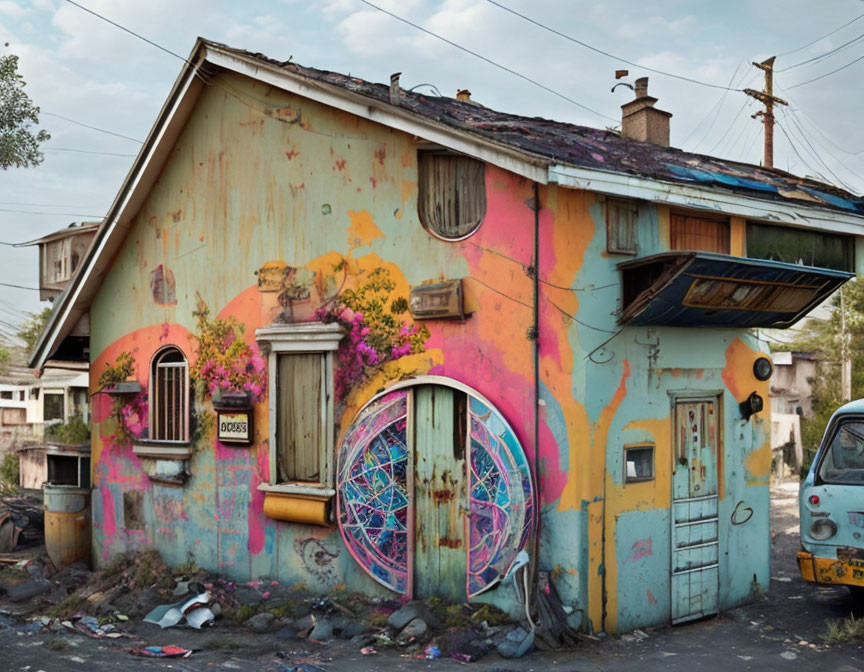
[413,385,467,601]
[670,213,730,254]
[277,353,322,483]
[417,153,486,240]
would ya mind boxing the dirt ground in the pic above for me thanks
[3,480,864,671]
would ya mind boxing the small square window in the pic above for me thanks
[624,444,654,483]
[606,199,639,255]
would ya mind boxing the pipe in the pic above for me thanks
[530,181,542,593]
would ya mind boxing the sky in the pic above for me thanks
[1,0,864,330]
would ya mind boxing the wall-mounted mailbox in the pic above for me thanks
[409,279,464,320]
[213,391,254,446]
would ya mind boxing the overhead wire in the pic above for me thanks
[777,107,857,191]
[43,147,137,157]
[706,97,752,157]
[356,0,616,122]
[690,70,760,153]
[484,0,742,91]
[41,112,143,144]
[775,117,828,181]
[682,61,746,150]
[0,208,103,217]
[786,50,864,89]
[0,281,40,291]
[777,31,864,72]
[776,10,864,57]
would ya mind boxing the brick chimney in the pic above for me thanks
[621,77,672,146]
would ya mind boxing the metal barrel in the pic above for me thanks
[43,485,91,568]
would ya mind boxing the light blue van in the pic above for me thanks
[798,399,864,597]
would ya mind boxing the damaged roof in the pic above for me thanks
[227,42,863,216]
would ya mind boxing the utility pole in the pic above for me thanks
[744,57,788,168]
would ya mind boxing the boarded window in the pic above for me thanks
[43,393,64,422]
[418,152,486,240]
[276,353,323,483]
[747,222,853,272]
[606,199,639,255]
[670,213,730,254]
[151,347,189,442]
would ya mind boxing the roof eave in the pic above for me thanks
[29,39,211,371]
[548,164,864,234]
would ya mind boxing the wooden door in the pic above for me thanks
[413,385,468,601]
[671,398,720,624]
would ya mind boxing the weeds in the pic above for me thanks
[824,613,864,644]
[42,638,73,652]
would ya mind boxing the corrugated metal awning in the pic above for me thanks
[618,251,853,328]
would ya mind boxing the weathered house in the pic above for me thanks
[29,39,864,633]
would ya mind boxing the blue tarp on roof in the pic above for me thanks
[618,252,853,329]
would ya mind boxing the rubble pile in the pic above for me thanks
[0,496,44,552]
[0,550,553,662]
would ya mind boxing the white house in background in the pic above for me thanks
[0,348,89,449]
[21,223,99,302]
[769,350,819,473]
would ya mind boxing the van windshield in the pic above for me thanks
[818,420,864,484]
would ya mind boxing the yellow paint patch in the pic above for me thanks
[338,349,445,442]
[603,413,672,633]
[347,209,384,249]
[401,179,417,204]
[730,217,745,257]
[722,337,769,402]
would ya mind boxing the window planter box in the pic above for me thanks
[132,440,192,460]
[102,381,142,395]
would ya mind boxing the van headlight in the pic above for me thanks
[811,518,838,541]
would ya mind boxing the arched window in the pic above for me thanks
[418,151,486,241]
[150,346,189,442]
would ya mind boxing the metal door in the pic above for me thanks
[671,397,720,624]
[413,385,468,602]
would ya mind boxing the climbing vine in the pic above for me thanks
[98,351,147,445]
[190,299,267,403]
[315,266,428,401]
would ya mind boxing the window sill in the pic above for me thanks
[132,441,192,460]
[258,483,335,500]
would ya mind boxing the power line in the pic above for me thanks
[43,147,137,157]
[0,281,40,291]
[357,0,616,122]
[786,50,864,89]
[778,107,857,191]
[777,31,864,72]
[0,208,103,217]
[775,118,828,181]
[485,0,742,92]
[706,97,751,156]
[41,112,142,144]
[64,0,187,63]
[0,201,96,208]
[776,10,864,57]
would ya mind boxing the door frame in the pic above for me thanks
[668,391,724,624]
[350,375,534,598]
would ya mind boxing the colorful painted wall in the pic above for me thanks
[87,68,771,632]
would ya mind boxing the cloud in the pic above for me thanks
[0,1,27,19]
[616,15,696,40]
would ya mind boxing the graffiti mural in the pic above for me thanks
[337,390,410,593]
[467,395,533,597]
[337,386,533,598]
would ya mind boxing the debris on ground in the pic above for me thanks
[0,496,44,552]
[130,645,194,658]
[143,591,215,629]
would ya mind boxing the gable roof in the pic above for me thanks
[29,37,864,370]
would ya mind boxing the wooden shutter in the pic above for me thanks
[671,214,730,254]
[277,353,323,483]
[418,153,486,240]
[606,199,638,254]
